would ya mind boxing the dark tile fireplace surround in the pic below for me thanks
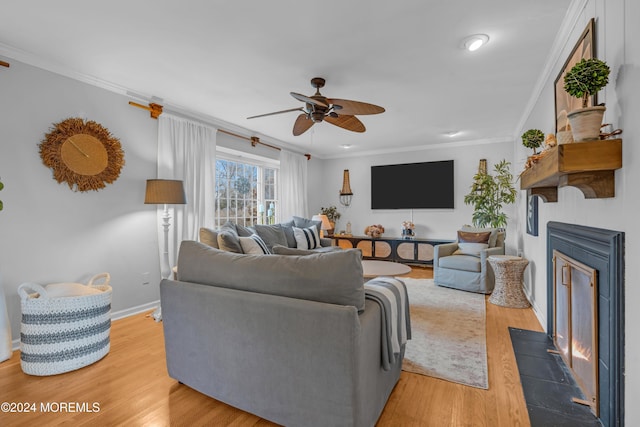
[541,222,625,426]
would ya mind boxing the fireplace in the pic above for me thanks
[547,222,624,427]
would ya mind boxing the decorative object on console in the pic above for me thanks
[521,129,545,155]
[39,118,125,192]
[564,57,610,142]
[339,169,353,207]
[365,224,385,238]
[464,159,516,228]
[401,221,415,239]
[145,179,186,321]
[311,214,332,237]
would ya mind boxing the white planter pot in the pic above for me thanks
[567,106,606,142]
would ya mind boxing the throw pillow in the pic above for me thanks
[254,224,288,251]
[235,223,255,237]
[280,219,297,248]
[239,234,271,255]
[457,230,491,244]
[293,216,322,234]
[217,230,243,253]
[199,227,219,249]
[293,226,321,250]
[272,244,342,256]
[461,225,498,247]
[454,242,489,257]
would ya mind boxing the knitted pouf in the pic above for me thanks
[18,273,112,376]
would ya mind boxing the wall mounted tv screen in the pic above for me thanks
[371,160,454,209]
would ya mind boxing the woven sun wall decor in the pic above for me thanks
[39,118,125,192]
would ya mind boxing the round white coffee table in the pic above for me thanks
[362,260,411,278]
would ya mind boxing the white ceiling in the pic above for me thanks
[1,1,572,158]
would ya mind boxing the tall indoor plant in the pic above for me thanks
[464,159,517,228]
[564,57,610,141]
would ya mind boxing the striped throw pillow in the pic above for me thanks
[293,226,321,250]
[239,234,271,254]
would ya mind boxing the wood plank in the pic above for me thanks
[0,267,543,426]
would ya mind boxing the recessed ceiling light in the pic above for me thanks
[461,34,489,52]
[340,144,352,149]
[444,130,461,137]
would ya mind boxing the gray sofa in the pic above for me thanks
[433,226,505,294]
[160,241,403,427]
[199,216,337,254]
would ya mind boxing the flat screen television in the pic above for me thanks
[371,160,454,209]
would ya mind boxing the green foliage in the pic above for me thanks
[563,58,610,108]
[320,205,341,223]
[463,159,517,228]
[521,129,545,154]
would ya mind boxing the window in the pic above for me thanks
[214,149,279,228]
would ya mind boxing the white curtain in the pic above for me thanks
[157,114,217,273]
[279,150,308,221]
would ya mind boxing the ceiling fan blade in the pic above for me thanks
[293,113,314,136]
[247,107,303,119]
[325,115,366,133]
[327,98,385,115]
[290,92,328,108]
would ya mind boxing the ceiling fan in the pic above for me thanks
[247,77,385,136]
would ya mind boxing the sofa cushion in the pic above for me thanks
[253,224,288,251]
[235,223,255,237]
[239,234,271,254]
[199,227,219,249]
[217,222,243,253]
[272,244,342,255]
[293,216,322,234]
[177,241,365,311]
[438,254,482,272]
[293,226,321,249]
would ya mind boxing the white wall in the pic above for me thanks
[309,140,516,246]
[515,0,639,424]
[0,60,162,340]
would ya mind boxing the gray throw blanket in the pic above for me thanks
[364,277,411,371]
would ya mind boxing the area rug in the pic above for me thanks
[401,278,488,389]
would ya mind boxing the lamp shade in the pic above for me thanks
[311,214,332,230]
[340,170,353,196]
[144,179,186,204]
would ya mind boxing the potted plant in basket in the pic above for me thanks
[521,129,545,155]
[464,159,517,229]
[563,57,610,141]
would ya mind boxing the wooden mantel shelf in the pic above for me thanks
[520,139,622,202]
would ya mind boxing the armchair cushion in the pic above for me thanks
[439,254,482,272]
[460,226,499,247]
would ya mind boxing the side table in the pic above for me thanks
[488,255,531,308]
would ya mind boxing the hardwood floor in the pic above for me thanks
[0,267,543,426]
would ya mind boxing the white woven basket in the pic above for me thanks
[18,273,112,376]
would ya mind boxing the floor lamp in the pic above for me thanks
[145,179,186,321]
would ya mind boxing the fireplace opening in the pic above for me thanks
[553,250,599,416]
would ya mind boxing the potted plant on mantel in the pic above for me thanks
[521,129,545,155]
[563,57,610,141]
[464,159,517,229]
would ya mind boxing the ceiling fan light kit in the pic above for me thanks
[248,77,385,136]
[461,34,489,51]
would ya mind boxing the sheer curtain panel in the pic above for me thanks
[279,150,308,221]
[157,114,217,273]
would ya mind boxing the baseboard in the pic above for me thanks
[10,300,160,351]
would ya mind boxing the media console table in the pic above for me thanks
[332,235,454,266]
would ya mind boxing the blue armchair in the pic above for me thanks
[434,227,505,294]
